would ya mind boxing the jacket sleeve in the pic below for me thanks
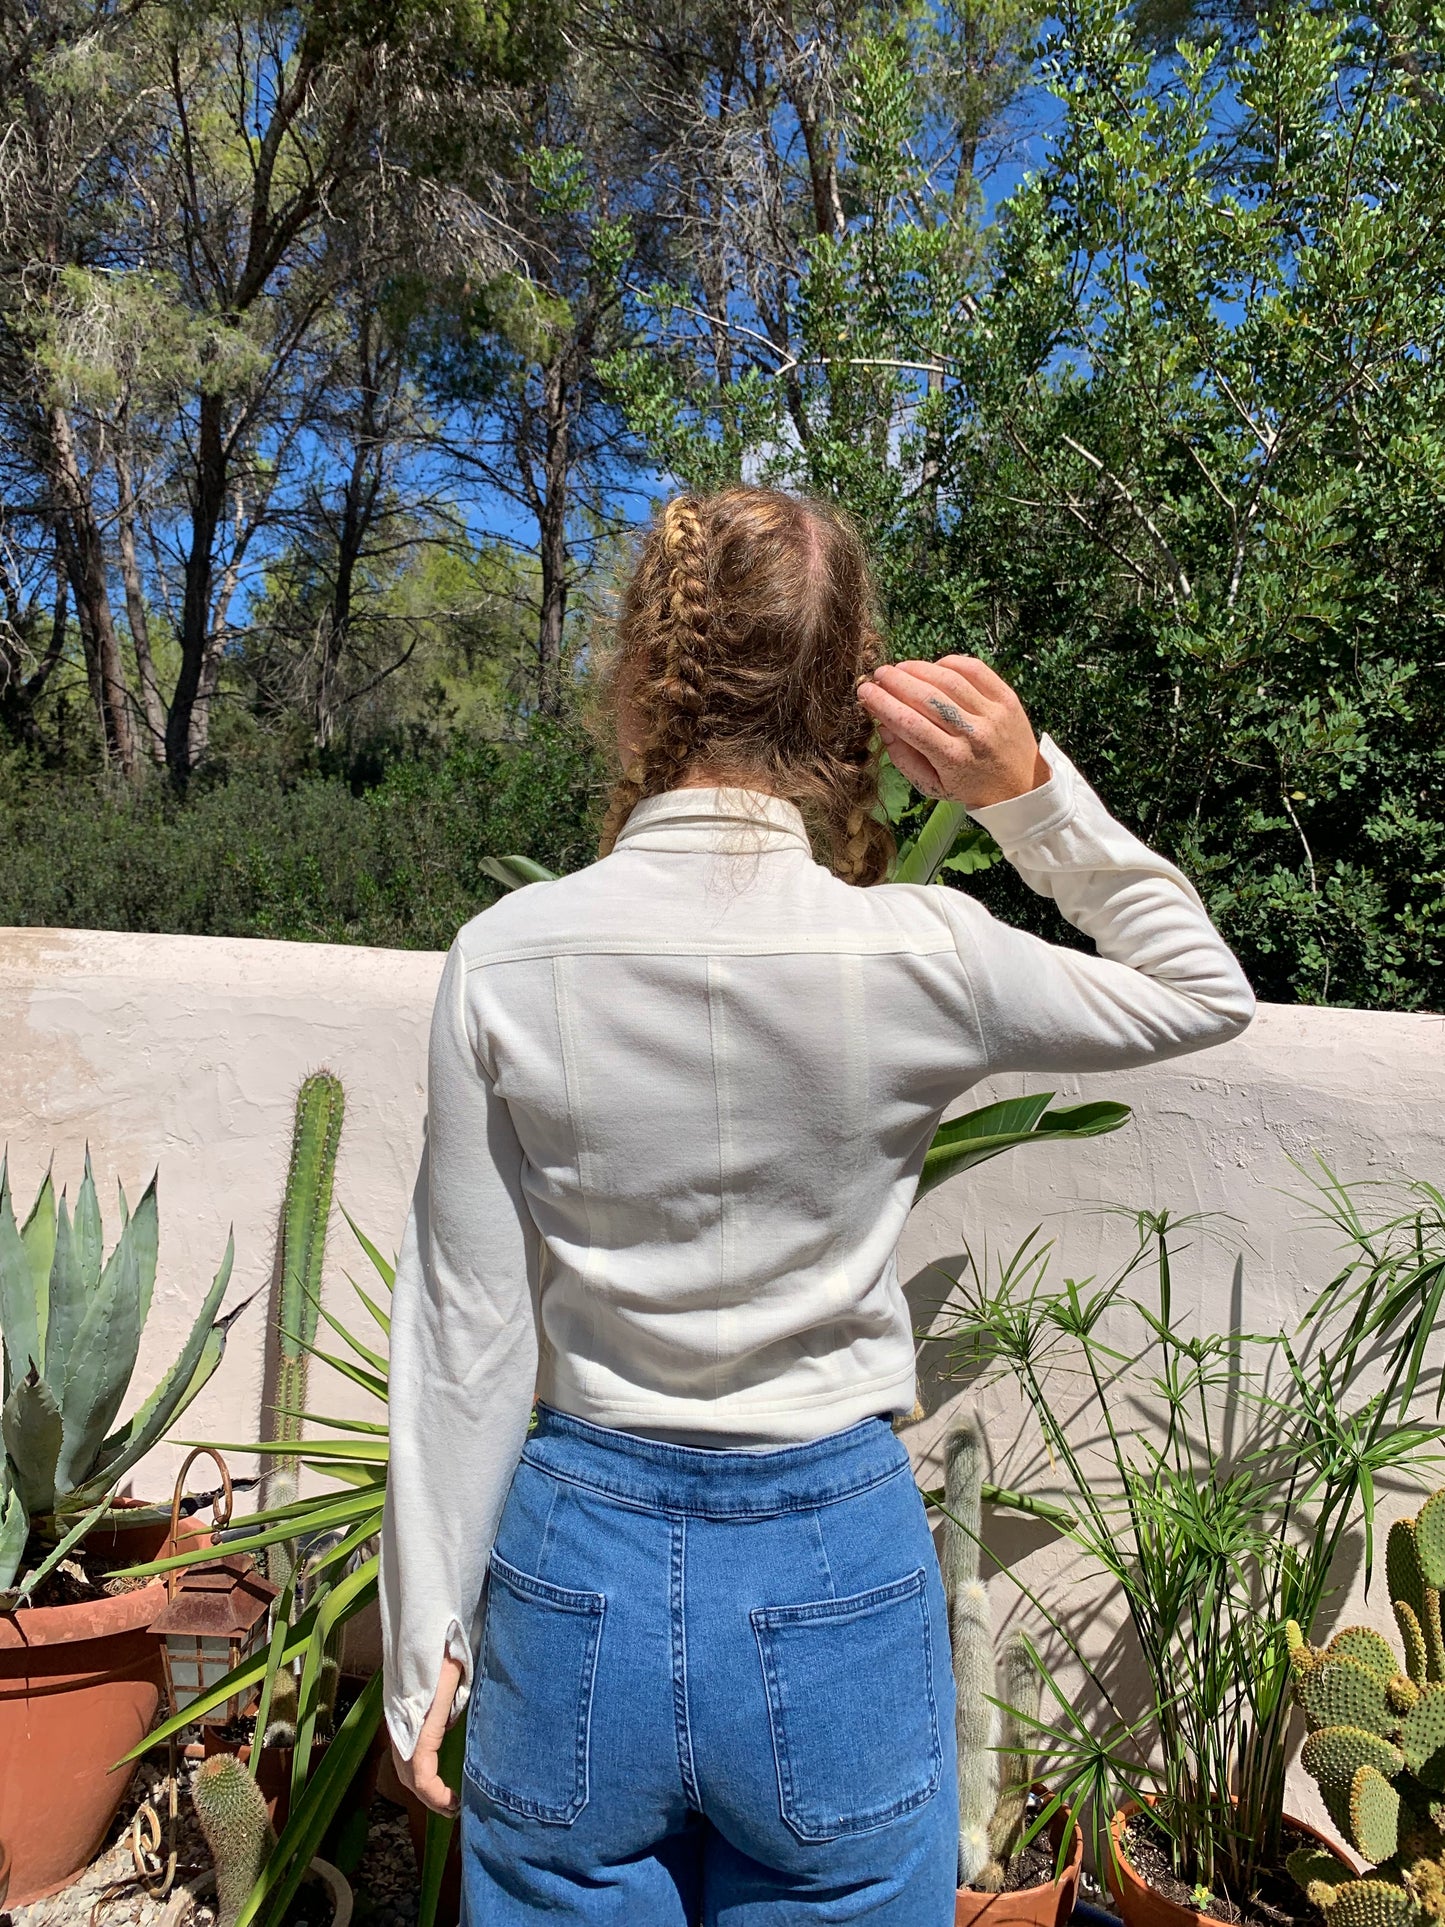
[379,937,540,1761]
[939,733,1256,1074]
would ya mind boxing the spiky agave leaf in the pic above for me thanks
[54,1188,148,1493]
[19,1165,56,1370]
[67,1243,242,1509]
[1,1368,62,1515]
[0,1460,27,1592]
[0,1157,41,1394]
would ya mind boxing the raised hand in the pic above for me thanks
[857,654,1050,809]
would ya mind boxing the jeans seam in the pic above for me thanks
[519,1455,910,1519]
[671,1514,701,1808]
[809,1507,834,1598]
[535,1474,561,1580]
[752,1608,798,1829]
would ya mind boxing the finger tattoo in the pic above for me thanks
[928,696,977,736]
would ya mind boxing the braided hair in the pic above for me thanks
[594,488,894,886]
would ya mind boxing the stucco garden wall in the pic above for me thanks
[1,922,1441,1827]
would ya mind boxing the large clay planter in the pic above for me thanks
[1107,1801,1358,1927]
[0,1500,207,1907]
[955,1799,1083,1927]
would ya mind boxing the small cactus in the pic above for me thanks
[941,1416,1045,1892]
[192,1753,276,1927]
[1289,1490,1445,1927]
[262,1662,299,1749]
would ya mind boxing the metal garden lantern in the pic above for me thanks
[152,1447,278,1725]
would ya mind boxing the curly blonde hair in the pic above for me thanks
[592,487,894,885]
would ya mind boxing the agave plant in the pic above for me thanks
[0,1152,240,1604]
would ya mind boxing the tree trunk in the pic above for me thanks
[0,558,67,749]
[314,359,381,748]
[115,449,167,763]
[46,404,137,775]
[188,632,226,767]
[167,386,227,782]
[536,361,571,717]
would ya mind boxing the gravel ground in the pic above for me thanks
[349,1803,419,1927]
[7,1759,216,1927]
[4,1765,423,1927]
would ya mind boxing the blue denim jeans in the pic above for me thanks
[461,1403,958,1924]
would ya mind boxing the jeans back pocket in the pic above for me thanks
[465,1549,606,1825]
[751,1567,941,1842]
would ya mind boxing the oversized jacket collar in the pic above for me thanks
[613,785,813,856]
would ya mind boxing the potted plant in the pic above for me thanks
[123,1076,391,1927]
[124,1213,390,1926]
[193,1076,357,1833]
[0,1148,243,1903]
[934,1171,1444,1927]
[191,1753,353,1927]
[1282,1488,1445,1927]
[0,1153,242,1906]
[942,1416,1082,1927]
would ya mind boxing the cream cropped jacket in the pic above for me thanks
[378,735,1256,1756]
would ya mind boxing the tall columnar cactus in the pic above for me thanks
[1288,1489,1445,1927]
[0,1153,238,1599]
[263,1072,344,1590]
[941,1415,1045,1891]
[191,1753,276,1927]
[943,1418,1000,1885]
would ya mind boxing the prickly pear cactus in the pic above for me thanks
[1288,1491,1445,1927]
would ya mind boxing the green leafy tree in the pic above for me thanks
[607,0,1445,1010]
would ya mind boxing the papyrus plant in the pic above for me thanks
[933,1169,1445,1913]
[0,1152,239,1603]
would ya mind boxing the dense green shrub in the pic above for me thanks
[0,722,604,950]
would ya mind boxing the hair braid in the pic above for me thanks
[835,621,891,885]
[597,496,712,855]
[649,497,710,787]
[592,486,896,883]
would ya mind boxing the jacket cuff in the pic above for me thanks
[383,1615,474,1762]
[964,733,1077,850]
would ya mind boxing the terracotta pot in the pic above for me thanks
[0,1833,11,1909]
[1107,1801,1358,1927]
[0,1498,209,1907]
[954,1798,1083,1927]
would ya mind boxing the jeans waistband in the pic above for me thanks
[523,1402,911,1519]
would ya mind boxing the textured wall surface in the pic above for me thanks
[0,926,443,1504]
[2,922,1441,1827]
